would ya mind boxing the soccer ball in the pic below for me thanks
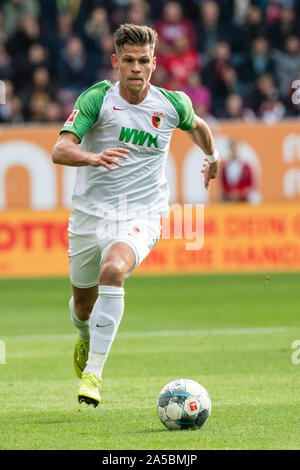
[157,378,211,431]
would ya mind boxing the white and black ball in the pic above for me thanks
[157,379,211,431]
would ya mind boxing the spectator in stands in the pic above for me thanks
[220,139,255,202]
[151,64,176,90]
[250,72,279,113]
[258,87,286,123]
[43,101,62,122]
[6,14,45,59]
[193,102,220,128]
[0,0,298,122]
[196,0,245,59]
[84,7,110,43]
[0,11,8,43]
[84,8,109,71]
[202,41,233,111]
[243,36,274,82]
[39,0,90,37]
[155,1,197,50]
[3,95,24,123]
[57,12,74,42]
[58,36,92,94]
[126,1,152,27]
[0,43,13,81]
[96,33,115,81]
[0,80,25,123]
[267,0,300,50]
[46,12,74,67]
[243,5,268,48]
[25,66,56,121]
[265,0,281,23]
[57,88,77,121]
[13,44,51,93]
[220,65,246,102]
[271,35,300,99]
[182,71,212,112]
[232,0,251,26]
[196,0,223,57]
[28,43,51,73]
[163,34,201,87]
[2,0,40,37]
[217,93,256,121]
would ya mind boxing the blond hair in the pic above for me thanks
[113,23,157,53]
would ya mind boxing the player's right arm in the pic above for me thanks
[52,131,129,171]
[52,81,129,171]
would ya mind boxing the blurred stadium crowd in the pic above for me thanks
[0,0,300,124]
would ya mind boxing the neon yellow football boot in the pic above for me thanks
[78,372,101,407]
[73,334,90,379]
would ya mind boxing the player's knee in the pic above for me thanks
[74,298,94,321]
[99,261,126,287]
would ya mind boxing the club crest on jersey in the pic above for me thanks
[152,111,165,129]
[65,109,79,126]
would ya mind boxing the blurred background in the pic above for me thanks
[0,0,300,277]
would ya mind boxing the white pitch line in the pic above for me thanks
[0,326,298,342]
[119,326,298,338]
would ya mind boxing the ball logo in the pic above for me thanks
[189,401,198,412]
[65,109,79,126]
[152,111,166,129]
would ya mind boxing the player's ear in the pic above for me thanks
[152,56,157,72]
[111,54,118,69]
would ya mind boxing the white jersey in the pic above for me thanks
[61,80,195,222]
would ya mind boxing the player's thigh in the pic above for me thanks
[69,233,102,290]
[120,218,161,270]
[100,217,161,281]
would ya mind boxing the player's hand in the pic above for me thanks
[89,148,129,170]
[201,158,220,190]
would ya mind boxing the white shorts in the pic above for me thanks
[68,211,161,289]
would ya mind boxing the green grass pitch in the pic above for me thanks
[0,273,300,450]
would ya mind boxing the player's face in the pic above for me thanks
[111,44,156,95]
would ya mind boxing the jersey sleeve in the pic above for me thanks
[154,87,195,131]
[60,80,112,142]
[172,91,195,131]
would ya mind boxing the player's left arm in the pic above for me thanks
[186,115,220,190]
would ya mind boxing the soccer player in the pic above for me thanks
[52,24,219,407]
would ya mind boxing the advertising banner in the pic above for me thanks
[1,121,300,209]
[1,203,300,278]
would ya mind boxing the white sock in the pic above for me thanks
[69,297,90,341]
[84,285,125,379]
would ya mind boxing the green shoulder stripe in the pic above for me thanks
[154,86,195,131]
[60,80,114,141]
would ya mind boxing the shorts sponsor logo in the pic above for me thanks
[65,109,79,126]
